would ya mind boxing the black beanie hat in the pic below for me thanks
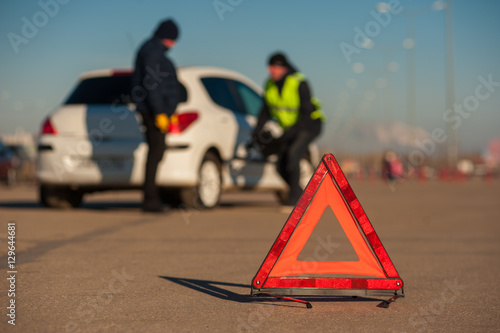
[268,52,289,67]
[154,19,179,40]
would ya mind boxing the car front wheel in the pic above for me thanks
[180,152,222,209]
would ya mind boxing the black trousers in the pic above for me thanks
[277,123,321,206]
[141,111,166,206]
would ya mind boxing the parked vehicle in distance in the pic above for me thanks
[6,144,35,185]
[0,141,15,186]
[36,67,319,209]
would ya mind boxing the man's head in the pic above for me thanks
[154,19,179,48]
[268,52,290,81]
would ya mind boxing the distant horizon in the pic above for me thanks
[2,121,496,162]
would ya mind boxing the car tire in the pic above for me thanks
[40,185,84,209]
[180,152,222,209]
[275,158,315,205]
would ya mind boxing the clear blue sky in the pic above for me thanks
[1,0,499,154]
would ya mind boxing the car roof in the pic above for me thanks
[78,66,247,80]
[77,66,263,95]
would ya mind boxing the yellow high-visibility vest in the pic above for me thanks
[265,72,326,130]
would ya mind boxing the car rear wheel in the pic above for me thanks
[180,152,222,209]
[40,185,84,209]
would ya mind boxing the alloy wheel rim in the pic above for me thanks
[199,160,221,207]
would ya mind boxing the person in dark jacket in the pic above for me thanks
[132,19,180,212]
[251,52,325,208]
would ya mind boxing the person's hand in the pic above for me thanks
[155,114,170,133]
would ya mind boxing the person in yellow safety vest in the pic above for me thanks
[251,52,326,207]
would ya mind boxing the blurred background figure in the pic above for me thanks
[0,139,35,187]
[382,150,403,184]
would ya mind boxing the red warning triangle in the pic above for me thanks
[251,154,404,297]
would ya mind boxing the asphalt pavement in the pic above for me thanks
[0,180,499,332]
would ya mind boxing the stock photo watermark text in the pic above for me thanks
[7,0,72,54]
[6,221,17,326]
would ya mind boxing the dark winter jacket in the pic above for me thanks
[132,37,179,116]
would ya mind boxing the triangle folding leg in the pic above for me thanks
[251,154,404,298]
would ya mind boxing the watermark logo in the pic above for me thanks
[7,0,72,54]
[404,73,499,167]
[237,301,274,333]
[339,0,403,64]
[64,267,135,332]
[213,0,244,21]
[407,277,467,332]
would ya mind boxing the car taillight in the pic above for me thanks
[112,69,133,76]
[169,112,199,134]
[41,117,58,135]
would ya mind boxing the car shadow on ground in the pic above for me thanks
[159,276,387,308]
[0,201,41,209]
[218,201,279,208]
[0,200,277,211]
[0,200,143,210]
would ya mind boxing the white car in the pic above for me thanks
[36,67,319,209]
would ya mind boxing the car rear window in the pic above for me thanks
[65,76,132,105]
[65,76,188,105]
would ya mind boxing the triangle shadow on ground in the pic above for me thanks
[158,276,383,306]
